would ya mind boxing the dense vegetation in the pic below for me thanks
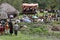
[0,0,22,12]
[0,0,60,40]
[23,0,60,10]
[0,0,60,12]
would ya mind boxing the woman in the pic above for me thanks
[5,22,9,34]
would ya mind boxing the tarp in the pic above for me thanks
[32,16,38,18]
[22,17,31,23]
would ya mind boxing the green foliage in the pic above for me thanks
[0,0,60,12]
[23,0,60,9]
[0,32,59,40]
[0,0,22,12]
[19,22,49,35]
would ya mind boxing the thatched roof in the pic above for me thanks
[0,3,20,19]
[1,3,19,14]
[0,7,8,19]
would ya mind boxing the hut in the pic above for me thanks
[0,6,8,21]
[22,3,38,15]
[0,11,8,19]
[0,6,8,19]
[0,3,20,18]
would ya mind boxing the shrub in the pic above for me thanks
[20,22,49,35]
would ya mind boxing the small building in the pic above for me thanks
[22,3,38,14]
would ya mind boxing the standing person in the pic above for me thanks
[1,20,6,33]
[8,20,13,35]
[13,23,19,36]
[5,22,9,34]
[0,24,4,35]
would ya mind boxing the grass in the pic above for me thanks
[0,23,60,40]
[0,12,59,40]
[0,32,59,40]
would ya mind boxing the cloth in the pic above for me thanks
[14,30,18,35]
[5,24,9,30]
[0,26,4,32]
[10,15,13,18]
[8,21,13,34]
[1,20,5,27]
[32,16,38,18]
[5,29,9,34]
[22,18,31,23]
[13,24,19,30]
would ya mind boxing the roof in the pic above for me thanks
[0,3,19,14]
[23,3,38,7]
[0,7,8,19]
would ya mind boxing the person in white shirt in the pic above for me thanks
[13,23,19,36]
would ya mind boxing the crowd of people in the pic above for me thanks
[0,13,60,36]
[0,19,19,36]
[20,14,59,23]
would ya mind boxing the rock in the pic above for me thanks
[52,25,60,31]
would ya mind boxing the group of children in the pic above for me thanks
[0,19,19,36]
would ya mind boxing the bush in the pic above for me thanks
[20,22,49,35]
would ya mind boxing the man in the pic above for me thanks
[13,23,19,36]
[8,20,13,35]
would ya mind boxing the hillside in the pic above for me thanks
[0,0,60,12]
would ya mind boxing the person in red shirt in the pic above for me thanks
[5,22,9,34]
[0,24,4,35]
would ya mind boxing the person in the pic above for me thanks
[1,20,6,32]
[13,23,19,36]
[8,20,13,35]
[5,22,9,34]
[0,24,4,35]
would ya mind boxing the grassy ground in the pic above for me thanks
[0,12,59,40]
[0,32,60,40]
